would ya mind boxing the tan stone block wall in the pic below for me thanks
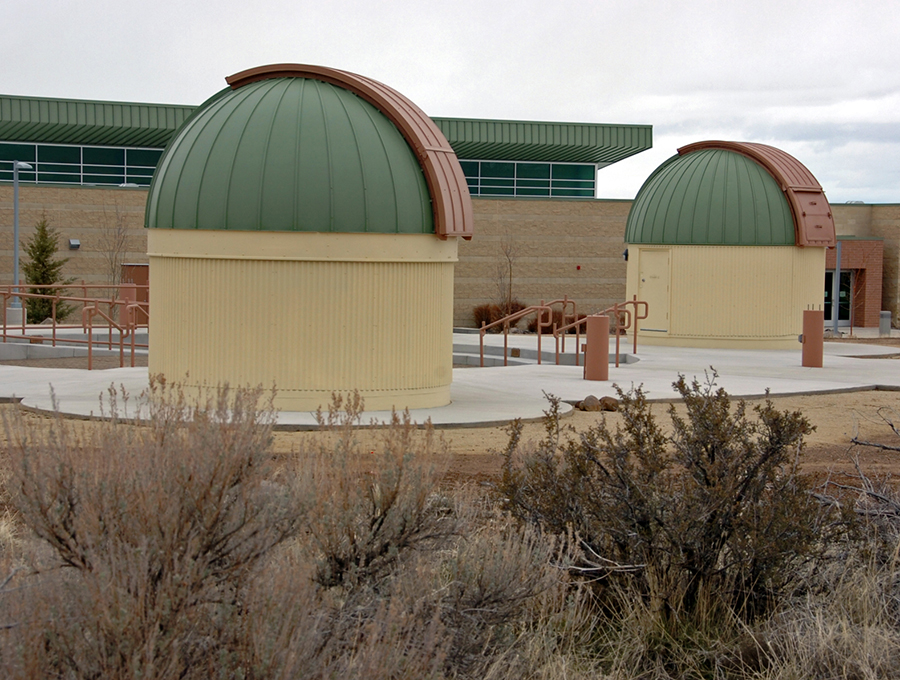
[0,185,149,290]
[831,204,873,236]
[869,205,900,326]
[454,197,630,326]
[3,185,898,328]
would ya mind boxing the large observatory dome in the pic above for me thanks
[146,64,473,411]
[146,76,435,235]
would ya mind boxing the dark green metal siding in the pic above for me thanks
[0,95,193,148]
[1,94,652,168]
[433,118,651,165]
[625,149,795,246]
[146,79,433,234]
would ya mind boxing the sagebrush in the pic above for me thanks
[2,381,899,679]
[496,372,847,673]
[0,387,571,679]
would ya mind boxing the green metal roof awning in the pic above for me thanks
[1,95,652,166]
[432,118,652,166]
[0,95,195,148]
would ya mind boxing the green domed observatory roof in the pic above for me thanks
[146,64,473,238]
[625,141,835,247]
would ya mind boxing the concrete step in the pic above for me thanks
[453,343,638,367]
[3,329,148,344]
[0,342,147,361]
[454,353,529,367]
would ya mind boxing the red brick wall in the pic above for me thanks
[825,239,884,327]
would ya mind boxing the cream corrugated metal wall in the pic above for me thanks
[149,231,457,411]
[626,245,825,348]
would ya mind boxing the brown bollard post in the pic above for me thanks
[801,309,824,368]
[584,314,609,381]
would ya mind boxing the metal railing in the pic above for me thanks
[553,296,649,367]
[479,297,578,367]
[1,283,149,369]
[477,295,649,368]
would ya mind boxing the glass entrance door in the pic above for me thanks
[824,270,852,324]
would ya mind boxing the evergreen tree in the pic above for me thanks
[21,215,75,323]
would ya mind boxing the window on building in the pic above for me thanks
[4,143,597,198]
[126,149,163,184]
[824,270,853,324]
[0,143,37,182]
[1,142,163,187]
[83,147,125,185]
[460,160,596,198]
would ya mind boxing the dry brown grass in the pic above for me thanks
[0,385,899,679]
[0,386,583,679]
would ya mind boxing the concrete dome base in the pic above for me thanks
[625,245,824,350]
[149,230,457,412]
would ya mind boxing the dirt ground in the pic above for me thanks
[7,389,894,487]
[2,345,899,488]
[264,389,900,487]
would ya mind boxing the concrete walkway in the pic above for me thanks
[1,330,898,428]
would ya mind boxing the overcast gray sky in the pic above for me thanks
[3,0,898,203]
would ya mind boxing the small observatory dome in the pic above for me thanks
[625,141,835,349]
[625,147,795,246]
[146,64,473,411]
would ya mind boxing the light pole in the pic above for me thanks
[11,160,33,315]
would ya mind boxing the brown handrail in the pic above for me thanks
[81,303,142,370]
[628,295,649,355]
[554,305,628,367]
[478,296,577,367]
[2,284,148,369]
[552,298,649,367]
[475,296,648,369]
[480,305,551,367]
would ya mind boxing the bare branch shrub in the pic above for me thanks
[763,410,900,679]
[437,523,563,674]
[478,578,600,680]
[0,390,580,679]
[473,302,498,330]
[297,397,454,589]
[526,308,579,334]
[234,548,449,680]
[495,230,519,317]
[497,372,835,636]
[279,394,572,679]
[473,301,525,331]
[815,405,900,564]
[761,558,900,679]
[3,381,301,679]
[97,196,132,288]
